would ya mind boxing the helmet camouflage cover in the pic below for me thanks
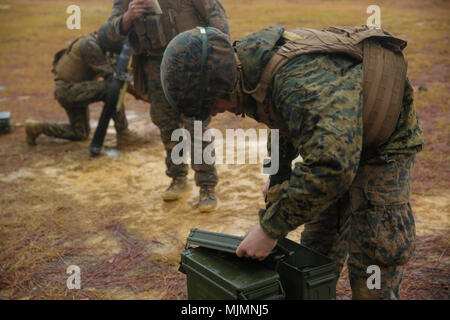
[160,27,238,120]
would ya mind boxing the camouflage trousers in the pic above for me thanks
[41,79,128,141]
[144,55,218,187]
[300,154,416,299]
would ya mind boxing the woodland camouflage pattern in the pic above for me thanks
[103,0,229,44]
[162,25,424,299]
[102,0,229,186]
[160,27,237,119]
[74,33,116,78]
[47,33,128,141]
[146,55,217,184]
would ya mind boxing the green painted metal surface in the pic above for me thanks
[180,229,337,300]
[181,247,284,300]
[274,238,337,300]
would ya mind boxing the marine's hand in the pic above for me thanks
[128,0,153,19]
[236,224,278,261]
[122,0,153,33]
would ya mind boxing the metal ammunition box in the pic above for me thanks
[273,237,337,300]
[180,229,337,300]
[0,112,11,134]
[180,229,285,300]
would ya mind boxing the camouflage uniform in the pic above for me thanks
[103,0,229,186]
[235,26,424,299]
[45,33,128,141]
[161,26,424,299]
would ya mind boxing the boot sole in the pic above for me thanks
[162,194,181,201]
[198,203,217,212]
[161,188,189,201]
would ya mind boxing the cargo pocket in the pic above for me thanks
[352,185,416,267]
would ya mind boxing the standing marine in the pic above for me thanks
[160,25,424,299]
[25,26,147,148]
[101,0,230,212]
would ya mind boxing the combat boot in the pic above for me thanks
[198,186,217,212]
[162,176,188,201]
[116,129,149,148]
[25,119,44,146]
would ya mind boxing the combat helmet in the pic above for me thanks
[97,23,124,54]
[160,27,238,120]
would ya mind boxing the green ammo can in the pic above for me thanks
[272,237,337,300]
[180,229,285,300]
[0,112,11,134]
[180,229,337,300]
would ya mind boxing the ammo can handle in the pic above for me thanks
[272,242,293,260]
[237,280,285,300]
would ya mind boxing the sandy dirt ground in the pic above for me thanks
[0,0,449,300]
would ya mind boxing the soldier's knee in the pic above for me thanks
[55,90,67,107]
[54,81,71,104]
[73,126,90,141]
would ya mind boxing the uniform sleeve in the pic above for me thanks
[259,58,364,239]
[79,38,114,78]
[266,134,296,186]
[199,0,229,35]
[104,0,129,42]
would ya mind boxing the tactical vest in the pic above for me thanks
[129,0,209,55]
[53,36,96,83]
[239,26,408,148]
